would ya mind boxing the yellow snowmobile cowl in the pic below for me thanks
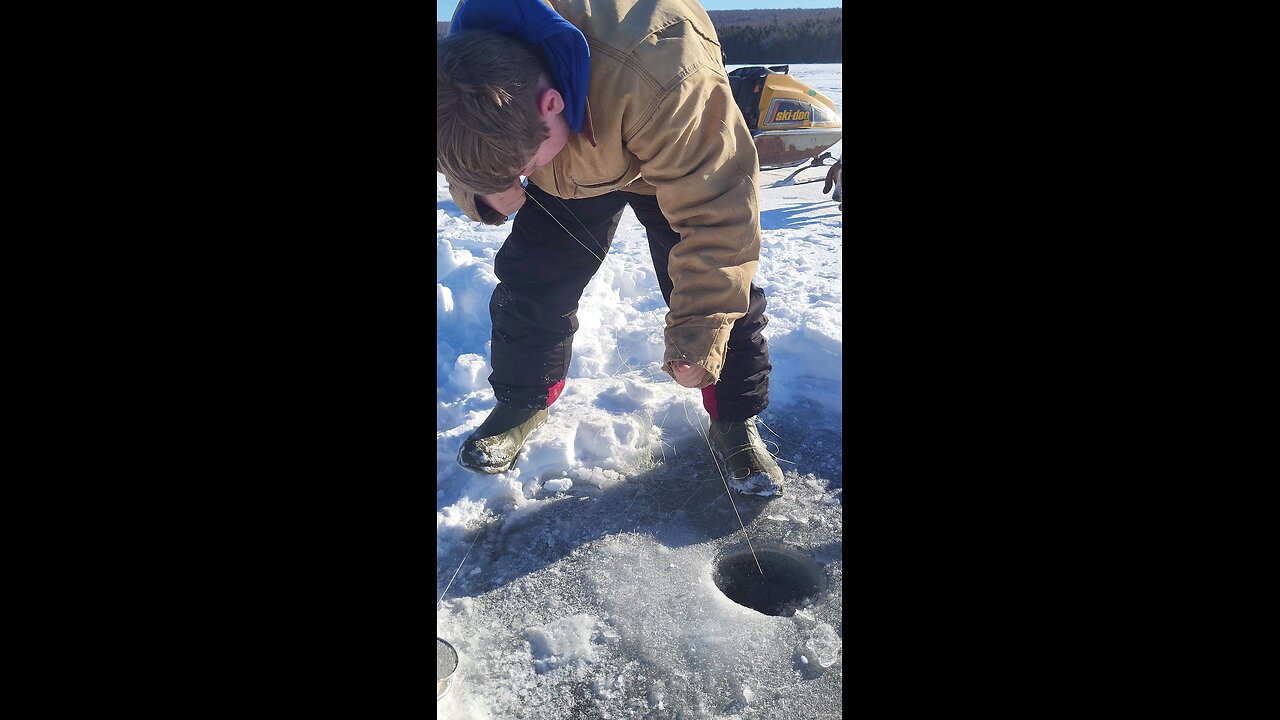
[756,74,840,131]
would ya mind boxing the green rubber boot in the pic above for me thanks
[708,417,785,497]
[457,403,549,475]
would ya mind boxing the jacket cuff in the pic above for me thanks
[662,320,735,388]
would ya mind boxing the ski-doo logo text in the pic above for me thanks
[762,99,812,128]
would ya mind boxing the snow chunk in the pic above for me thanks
[805,623,841,668]
[543,477,573,493]
[436,238,472,280]
[524,614,600,673]
[573,466,624,488]
[436,283,454,314]
[448,353,489,391]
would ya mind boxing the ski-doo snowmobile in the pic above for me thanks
[728,65,842,172]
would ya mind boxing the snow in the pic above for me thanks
[438,64,842,718]
[526,614,602,673]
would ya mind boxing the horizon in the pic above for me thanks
[438,1,841,22]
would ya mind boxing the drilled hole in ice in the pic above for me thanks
[712,544,827,617]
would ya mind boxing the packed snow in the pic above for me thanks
[438,64,842,718]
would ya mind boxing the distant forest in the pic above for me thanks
[435,8,842,64]
[708,9,842,64]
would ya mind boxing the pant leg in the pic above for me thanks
[623,192,772,422]
[489,183,628,409]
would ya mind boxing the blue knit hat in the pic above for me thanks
[449,0,590,134]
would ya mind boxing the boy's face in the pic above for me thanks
[481,78,570,207]
[518,113,568,179]
[518,82,570,179]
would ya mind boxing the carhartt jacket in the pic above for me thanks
[442,0,762,388]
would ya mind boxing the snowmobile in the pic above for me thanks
[728,65,842,185]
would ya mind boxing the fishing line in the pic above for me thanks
[520,182,764,578]
[681,395,765,579]
[553,194,610,257]
[757,418,782,439]
[437,523,484,609]
[702,425,766,579]
[754,419,798,465]
[522,186,605,264]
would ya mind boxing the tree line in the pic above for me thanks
[712,13,842,65]
[436,8,843,64]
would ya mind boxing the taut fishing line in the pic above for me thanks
[438,524,484,609]
[518,183,767,580]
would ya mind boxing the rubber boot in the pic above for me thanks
[708,417,784,497]
[457,403,549,475]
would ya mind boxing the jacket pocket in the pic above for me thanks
[570,155,640,196]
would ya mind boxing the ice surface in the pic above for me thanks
[436,464,843,717]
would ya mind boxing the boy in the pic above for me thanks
[437,0,784,495]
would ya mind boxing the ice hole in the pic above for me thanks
[712,543,828,617]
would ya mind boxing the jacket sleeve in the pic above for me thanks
[625,68,762,388]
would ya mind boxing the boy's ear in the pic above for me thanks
[537,88,565,119]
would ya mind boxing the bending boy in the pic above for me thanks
[437,0,783,495]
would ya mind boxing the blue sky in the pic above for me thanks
[438,1,840,22]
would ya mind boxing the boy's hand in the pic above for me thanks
[671,361,708,388]
[480,181,527,216]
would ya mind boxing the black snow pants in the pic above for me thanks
[488,182,771,422]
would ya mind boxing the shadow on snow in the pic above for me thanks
[437,400,841,602]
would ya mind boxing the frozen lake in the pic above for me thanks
[437,64,843,719]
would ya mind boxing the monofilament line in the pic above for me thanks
[523,189,605,263]
[686,392,762,576]
[438,525,483,609]
[522,187,760,578]
[554,194,610,257]
[706,429,766,580]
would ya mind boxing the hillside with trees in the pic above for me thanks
[436,7,842,64]
[709,8,841,64]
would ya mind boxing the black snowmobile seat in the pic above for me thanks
[727,67,766,130]
[726,66,790,131]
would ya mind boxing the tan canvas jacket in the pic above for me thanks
[442,0,762,387]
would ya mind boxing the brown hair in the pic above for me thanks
[437,31,551,195]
